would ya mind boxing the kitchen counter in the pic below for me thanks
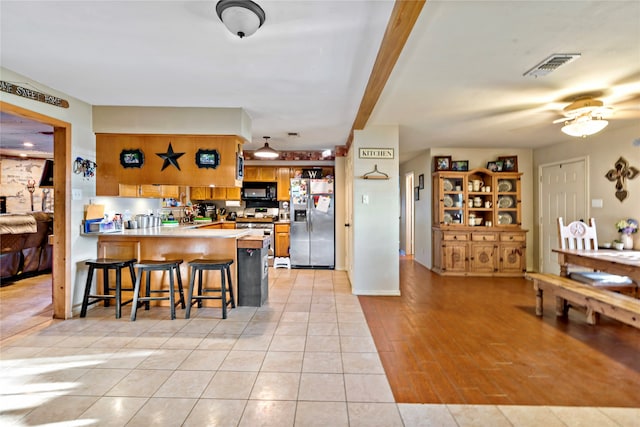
[84,225,249,238]
[92,225,251,309]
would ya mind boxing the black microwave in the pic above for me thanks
[241,182,277,201]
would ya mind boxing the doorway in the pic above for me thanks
[404,172,414,255]
[0,101,71,320]
[539,157,588,274]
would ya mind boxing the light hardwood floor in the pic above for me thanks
[360,256,640,407]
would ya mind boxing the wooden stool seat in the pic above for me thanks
[185,258,235,319]
[80,258,137,319]
[130,259,185,321]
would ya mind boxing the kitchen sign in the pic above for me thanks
[0,81,69,108]
[359,148,394,159]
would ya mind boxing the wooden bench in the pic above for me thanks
[526,272,640,328]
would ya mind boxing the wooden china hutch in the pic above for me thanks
[432,168,527,276]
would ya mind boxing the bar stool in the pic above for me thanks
[130,259,186,321]
[80,258,137,319]
[185,258,235,319]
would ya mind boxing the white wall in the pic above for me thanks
[93,106,252,141]
[399,150,431,268]
[351,125,400,295]
[1,67,97,314]
[534,122,640,258]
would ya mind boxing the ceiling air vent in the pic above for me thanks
[523,53,581,78]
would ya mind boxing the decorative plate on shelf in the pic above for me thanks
[498,196,514,208]
[497,179,512,192]
[443,179,454,191]
[498,213,513,225]
[443,195,454,207]
[443,213,453,224]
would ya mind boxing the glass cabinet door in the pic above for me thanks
[441,175,465,225]
[495,175,520,226]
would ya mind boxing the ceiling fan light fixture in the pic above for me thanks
[216,0,265,39]
[254,136,279,159]
[561,116,608,138]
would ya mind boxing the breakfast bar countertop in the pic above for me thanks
[83,225,251,238]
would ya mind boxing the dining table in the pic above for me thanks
[552,248,640,285]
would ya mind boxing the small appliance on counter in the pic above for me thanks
[196,203,217,220]
[227,211,237,221]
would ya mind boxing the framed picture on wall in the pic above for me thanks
[487,160,504,172]
[434,156,451,171]
[499,156,518,172]
[451,160,469,171]
[415,186,420,201]
[418,174,424,189]
[195,149,220,169]
[120,149,144,168]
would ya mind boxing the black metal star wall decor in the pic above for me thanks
[156,142,185,171]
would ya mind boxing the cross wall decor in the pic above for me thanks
[605,157,639,202]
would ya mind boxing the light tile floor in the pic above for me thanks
[1,269,638,426]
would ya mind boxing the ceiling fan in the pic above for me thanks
[552,97,614,137]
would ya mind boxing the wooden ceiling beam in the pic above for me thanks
[345,0,426,149]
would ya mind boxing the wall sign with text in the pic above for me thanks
[0,81,69,108]
[358,148,394,159]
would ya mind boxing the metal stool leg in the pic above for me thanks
[115,268,123,319]
[185,265,196,319]
[102,267,110,307]
[168,268,176,320]
[130,267,144,321]
[220,268,227,319]
[176,265,186,309]
[80,265,95,317]
[226,265,236,308]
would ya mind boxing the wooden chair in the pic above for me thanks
[557,218,636,296]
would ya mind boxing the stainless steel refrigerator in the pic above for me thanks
[290,178,335,268]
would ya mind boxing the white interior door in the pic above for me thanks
[539,157,588,274]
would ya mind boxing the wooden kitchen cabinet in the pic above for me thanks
[96,134,243,196]
[432,168,526,277]
[277,167,292,201]
[190,186,241,201]
[274,223,290,257]
[222,223,236,229]
[243,166,277,182]
[226,187,241,200]
[119,184,179,198]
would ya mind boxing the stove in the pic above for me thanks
[237,207,279,225]
[236,208,278,257]
[236,217,276,223]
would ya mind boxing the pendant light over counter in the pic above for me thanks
[254,136,279,159]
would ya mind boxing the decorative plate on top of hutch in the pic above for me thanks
[431,167,527,277]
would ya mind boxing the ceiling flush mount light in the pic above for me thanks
[561,116,608,138]
[254,136,279,159]
[216,0,265,39]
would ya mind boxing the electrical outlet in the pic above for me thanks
[72,188,82,200]
[362,194,369,204]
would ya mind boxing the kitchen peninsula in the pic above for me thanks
[91,225,252,307]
